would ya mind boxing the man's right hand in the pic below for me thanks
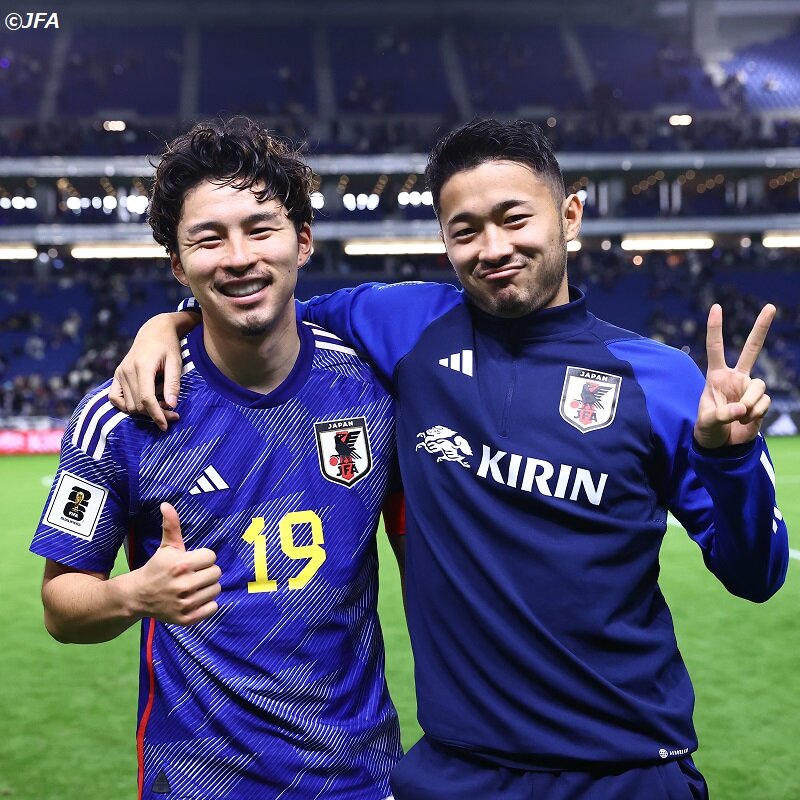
[109,310,199,431]
[126,502,222,626]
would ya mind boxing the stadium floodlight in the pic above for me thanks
[343,239,445,256]
[620,235,714,251]
[0,245,37,259]
[762,232,800,248]
[567,240,581,252]
[70,244,167,259]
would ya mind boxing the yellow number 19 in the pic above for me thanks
[242,511,326,593]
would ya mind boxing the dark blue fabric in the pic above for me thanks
[301,281,788,769]
[391,736,709,800]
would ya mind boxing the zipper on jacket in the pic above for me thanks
[500,353,518,438]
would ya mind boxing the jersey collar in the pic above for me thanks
[469,285,591,342]
[187,321,314,408]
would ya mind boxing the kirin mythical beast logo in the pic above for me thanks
[415,425,473,468]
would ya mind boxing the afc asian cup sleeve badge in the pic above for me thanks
[314,417,373,487]
[559,366,623,433]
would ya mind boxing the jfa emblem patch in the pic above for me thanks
[559,366,622,433]
[43,471,108,540]
[314,417,373,487]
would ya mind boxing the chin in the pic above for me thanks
[239,322,272,337]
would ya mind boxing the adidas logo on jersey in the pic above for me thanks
[189,465,229,495]
[438,349,473,376]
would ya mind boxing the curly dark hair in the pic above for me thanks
[425,118,566,218]
[148,117,314,254]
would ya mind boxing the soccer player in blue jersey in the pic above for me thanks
[112,119,788,800]
[30,118,404,800]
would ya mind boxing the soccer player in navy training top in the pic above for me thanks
[112,119,788,800]
[30,118,404,800]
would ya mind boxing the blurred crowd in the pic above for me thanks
[1,249,798,422]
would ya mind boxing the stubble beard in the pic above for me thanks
[239,321,272,337]
[480,236,568,318]
[232,310,275,338]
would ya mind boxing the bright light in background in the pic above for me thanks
[342,193,356,211]
[668,114,693,126]
[125,195,148,214]
[621,236,714,251]
[576,189,588,204]
[0,245,37,259]
[601,239,612,251]
[397,192,410,206]
[762,232,800,248]
[310,191,325,210]
[567,240,581,252]
[70,245,167,259]
[740,237,752,248]
[344,239,445,256]
[103,120,127,131]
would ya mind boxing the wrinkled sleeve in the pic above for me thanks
[297,281,462,383]
[614,339,788,602]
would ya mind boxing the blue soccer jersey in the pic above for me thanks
[31,321,402,800]
[299,281,789,768]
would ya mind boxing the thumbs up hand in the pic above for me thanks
[129,502,222,626]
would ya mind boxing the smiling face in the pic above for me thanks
[439,159,582,318]
[170,180,312,341]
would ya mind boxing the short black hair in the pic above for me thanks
[425,118,566,218]
[149,117,314,253]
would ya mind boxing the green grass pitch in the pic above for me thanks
[2,438,799,799]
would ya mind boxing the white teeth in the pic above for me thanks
[220,280,267,297]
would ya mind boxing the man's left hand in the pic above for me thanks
[694,303,775,449]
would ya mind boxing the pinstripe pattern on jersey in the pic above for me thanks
[71,386,128,460]
[33,324,400,799]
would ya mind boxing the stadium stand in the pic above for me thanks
[1,247,798,420]
[1,3,799,431]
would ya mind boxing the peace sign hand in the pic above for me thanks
[694,303,775,449]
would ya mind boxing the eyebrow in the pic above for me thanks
[446,199,529,228]
[183,210,283,238]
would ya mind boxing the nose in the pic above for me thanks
[479,225,514,265]
[221,235,255,271]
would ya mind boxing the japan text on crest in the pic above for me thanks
[314,417,373,486]
[559,366,622,433]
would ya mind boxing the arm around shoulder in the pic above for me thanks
[109,310,199,430]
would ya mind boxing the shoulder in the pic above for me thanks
[592,318,701,377]
[67,379,154,462]
[302,280,464,330]
[304,321,384,382]
[303,321,395,405]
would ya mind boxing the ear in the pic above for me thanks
[562,193,583,242]
[296,222,313,270]
[170,251,190,287]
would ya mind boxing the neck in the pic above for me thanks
[202,310,300,395]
